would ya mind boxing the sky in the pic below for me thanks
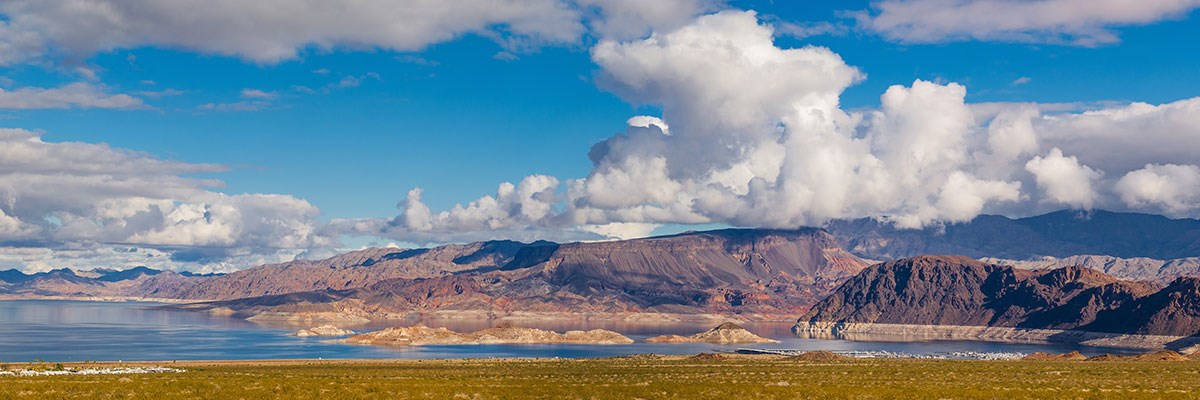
[0,0,1198,272]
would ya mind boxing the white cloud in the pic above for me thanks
[355,10,1200,244]
[333,175,607,245]
[1115,164,1200,215]
[134,88,184,99]
[198,88,283,112]
[0,129,334,271]
[0,245,302,274]
[579,0,724,40]
[0,82,142,109]
[1012,76,1032,85]
[578,10,1022,229]
[4,7,1198,258]
[493,51,520,61]
[773,20,849,39]
[197,101,270,112]
[1031,98,1200,174]
[625,115,670,135]
[859,0,1200,46]
[240,89,276,100]
[580,222,661,240]
[1024,147,1102,208]
[0,0,723,66]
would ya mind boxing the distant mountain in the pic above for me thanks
[9,209,1200,324]
[0,268,34,284]
[179,271,226,277]
[180,228,869,320]
[94,266,162,282]
[0,267,209,299]
[156,240,557,300]
[797,256,1200,340]
[825,210,1200,260]
[986,255,1200,284]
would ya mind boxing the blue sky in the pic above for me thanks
[1,0,1198,271]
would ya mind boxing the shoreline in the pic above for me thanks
[795,322,1200,353]
[164,304,802,325]
[0,295,211,304]
[0,297,796,323]
[5,298,1194,354]
[2,349,1196,368]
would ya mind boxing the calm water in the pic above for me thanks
[0,300,1141,362]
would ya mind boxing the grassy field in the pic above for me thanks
[2,355,1199,399]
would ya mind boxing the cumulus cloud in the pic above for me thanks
[858,0,1200,46]
[1031,98,1200,173]
[0,82,142,109]
[1115,164,1200,215]
[1024,148,1102,208]
[0,245,301,275]
[0,129,334,271]
[6,7,1199,261]
[576,10,1024,229]
[0,0,722,65]
[354,10,1200,244]
[331,175,605,245]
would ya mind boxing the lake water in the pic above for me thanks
[0,300,1142,362]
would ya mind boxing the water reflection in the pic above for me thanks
[0,300,1142,362]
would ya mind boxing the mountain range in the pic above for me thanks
[796,255,1200,349]
[825,209,1200,260]
[4,210,1200,325]
[175,228,868,321]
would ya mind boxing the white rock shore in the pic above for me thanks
[795,322,1200,353]
[292,325,356,337]
[0,367,183,377]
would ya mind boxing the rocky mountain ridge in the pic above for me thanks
[5,210,1200,324]
[796,255,1200,349]
[176,228,869,320]
[0,267,209,299]
[987,255,1200,284]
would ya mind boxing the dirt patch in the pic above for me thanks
[1086,354,1122,361]
[785,351,848,361]
[1129,350,1190,361]
[689,353,727,361]
[1085,350,1191,362]
[1022,351,1087,361]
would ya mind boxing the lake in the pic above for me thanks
[0,300,1142,362]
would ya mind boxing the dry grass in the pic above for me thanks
[2,355,1199,399]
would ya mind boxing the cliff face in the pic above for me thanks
[1081,277,1200,336]
[798,255,1198,337]
[194,229,870,319]
[538,228,865,313]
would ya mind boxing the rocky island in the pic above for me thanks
[645,323,779,344]
[344,323,634,346]
[291,325,355,337]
